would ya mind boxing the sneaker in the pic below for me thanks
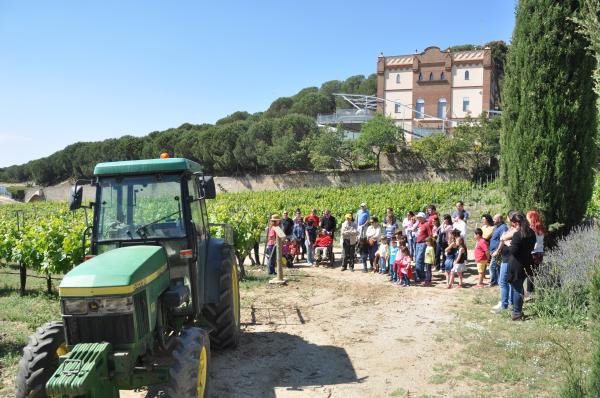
[341,268,346,272]
[457,284,463,288]
[492,301,502,310]
[492,306,506,314]
[446,284,452,289]
[362,269,368,273]
[350,267,354,272]
[474,284,484,289]
[511,313,524,321]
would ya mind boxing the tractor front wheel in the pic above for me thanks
[15,321,66,398]
[164,327,211,398]
[202,243,241,349]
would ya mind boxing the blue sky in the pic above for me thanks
[0,1,516,167]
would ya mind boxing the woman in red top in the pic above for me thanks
[266,215,280,275]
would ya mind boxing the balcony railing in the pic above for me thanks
[317,109,375,125]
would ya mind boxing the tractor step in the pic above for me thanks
[46,342,118,398]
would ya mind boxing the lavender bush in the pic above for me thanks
[531,225,600,324]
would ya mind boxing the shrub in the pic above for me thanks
[589,267,600,395]
[530,225,600,325]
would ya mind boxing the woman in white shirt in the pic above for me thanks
[365,217,381,271]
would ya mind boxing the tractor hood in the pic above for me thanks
[59,246,168,297]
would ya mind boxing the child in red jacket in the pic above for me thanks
[394,247,413,287]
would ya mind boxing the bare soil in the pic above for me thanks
[124,253,490,398]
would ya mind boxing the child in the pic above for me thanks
[376,235,389,274]
[395,247,412,286]
[388,239,399,282]
[292,218,306,262]
[450,236,468,288]
[282,238,294,268]
[384,215,398,240]
[444,230,460,288]
[423,236,435,286]
[473,228,490,288]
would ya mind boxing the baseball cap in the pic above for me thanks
[417,212,426,218]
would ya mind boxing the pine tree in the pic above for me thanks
[501,0,597,230]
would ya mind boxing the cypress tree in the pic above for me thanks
[501,0,597,230]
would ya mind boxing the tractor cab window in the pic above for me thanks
[188,178,209,239]
[97,174,186,242]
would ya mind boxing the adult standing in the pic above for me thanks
[356,203,370,238]
[340,214,358,271]
[402,211,416,258]
[281,211,294,239]
[265,215,281,275]
[492,213,517,314]
[320,209,337,262]
[481,214,495,242]
[427,205,439,227]
[365,217,381,271]
[305,208,320,226]
[292,217,306,262]
[294,209,306,260]
[304,219,317,266]
[453,213,467,238]
[505,212,536,320]
[488,214,508,287]
[414,212,432,283]
[525,210,545,296]
[452,201,470,223]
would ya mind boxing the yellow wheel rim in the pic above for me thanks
[196,346,208,397]
[232,261,240,327]
[55,343,67,357]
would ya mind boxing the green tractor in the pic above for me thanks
[15,157,241,397]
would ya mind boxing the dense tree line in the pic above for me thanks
[0,75,376,185]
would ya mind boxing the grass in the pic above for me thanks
[443,288,594,397]
[0,270,61,395]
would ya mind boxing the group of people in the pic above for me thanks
[265,201,545,321]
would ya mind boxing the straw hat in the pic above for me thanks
[270,214,281,222]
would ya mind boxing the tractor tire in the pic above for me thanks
[164,327,211,398]
[15,320,66,398]
[202,243,241,349]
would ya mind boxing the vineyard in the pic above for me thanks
[1,177,599,292]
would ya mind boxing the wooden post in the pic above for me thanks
[269,226,287,285]
[19,262,26,296]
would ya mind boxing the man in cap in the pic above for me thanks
[414,212,432,283]
[356,202,370,239]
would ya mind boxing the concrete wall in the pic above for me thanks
[24,169,470,201]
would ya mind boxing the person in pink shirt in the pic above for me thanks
[266,215,281,275]
[473,228,490,288]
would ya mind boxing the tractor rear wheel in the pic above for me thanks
[15,321,66,398]
[164,327,211,398]
[202,243,240,349]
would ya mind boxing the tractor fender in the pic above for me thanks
[204,238,231,304]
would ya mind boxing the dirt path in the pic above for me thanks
[119,254,488,398]
[207,262,481,398]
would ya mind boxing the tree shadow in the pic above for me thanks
[209,331,361,398]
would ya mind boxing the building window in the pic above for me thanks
[437,98,447,119]
[396,74,401,84]
[394,103,402,113]
[418,73,423,81]
[440,71,446,80]
[429,72,434,81]
[463,97,470,112]
[464,70,470,80]
[416,99,425,119]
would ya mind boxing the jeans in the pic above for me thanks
[266,245,276,274]
[401,274,410,286]
[510,277,526,316]
[378,257,387,274]
[415,242,427,282]
[390,265,397,281]
[410,238,417,260]
[489,255,500,285]
[407,236,414,258]
[368,242,379,268]
[424,263,432,282]
[499,262,513,309]
[360,246,369,270]
[342,240,355,269]
[305,240,314,264]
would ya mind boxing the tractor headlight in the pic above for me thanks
[62,299,88,315]
[102,297,134,313]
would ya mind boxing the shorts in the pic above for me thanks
[477,262,489,274]
[444,258,454,272]
[452,263,466,273]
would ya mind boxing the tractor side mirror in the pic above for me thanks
[69,185,83,211]
[198,176,216,199]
